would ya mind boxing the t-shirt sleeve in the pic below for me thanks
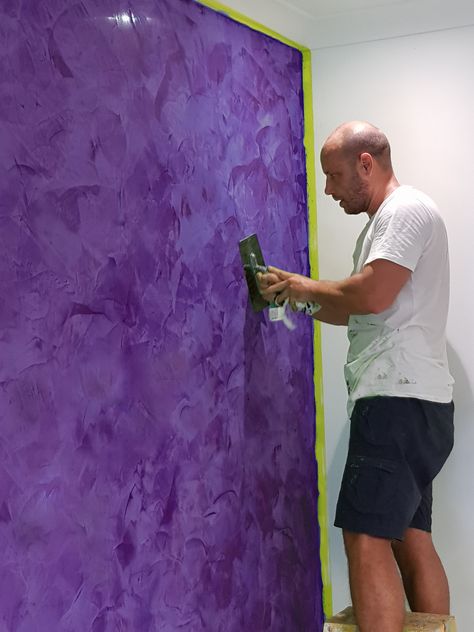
[364,200,432,271]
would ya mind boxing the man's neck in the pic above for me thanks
[366,176,400,217]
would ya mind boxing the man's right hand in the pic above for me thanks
[256,269,284,302]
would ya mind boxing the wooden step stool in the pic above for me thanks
[324,606,457,631]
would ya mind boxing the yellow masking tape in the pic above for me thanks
[302,48,333,618]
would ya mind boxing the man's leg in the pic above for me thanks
[343,530,405,632]
[392,527,450,614]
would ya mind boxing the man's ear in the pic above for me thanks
[359,152,373,174]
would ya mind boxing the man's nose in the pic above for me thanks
[324,177,332,195]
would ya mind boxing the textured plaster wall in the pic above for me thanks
[0,0,322,630]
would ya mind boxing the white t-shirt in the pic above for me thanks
[345,185,454,416]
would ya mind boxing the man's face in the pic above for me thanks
[321,148,370,215]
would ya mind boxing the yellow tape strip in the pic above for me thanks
[302,49,333,619]
[194,0,333,617]
[193,0,304,50]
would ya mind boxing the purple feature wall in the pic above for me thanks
[0,0,323,630]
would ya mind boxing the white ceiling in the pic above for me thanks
[275,0,410,20]
[219,0,474,48]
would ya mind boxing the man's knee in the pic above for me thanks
[392,527,437,565]
[343,530,393,558]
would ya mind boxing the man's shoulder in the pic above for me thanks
[377,185,441,224]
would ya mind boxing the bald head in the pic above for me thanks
[322,121,393,172]
[320,121,400,215]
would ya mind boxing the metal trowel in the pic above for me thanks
[239,233,269,312]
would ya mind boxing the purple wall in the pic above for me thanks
[0,0,323,630]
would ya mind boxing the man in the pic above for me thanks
[258,121,454,632]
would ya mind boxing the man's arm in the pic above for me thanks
[308,305,350,326]
[258,258,411,318]
[256,269,349,326]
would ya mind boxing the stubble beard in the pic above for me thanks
[343,174,371,215]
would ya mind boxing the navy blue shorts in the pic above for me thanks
[335,396,454,540]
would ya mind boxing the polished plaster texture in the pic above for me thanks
[0,0,322,630]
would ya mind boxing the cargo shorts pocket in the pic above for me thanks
[341,454,400,515]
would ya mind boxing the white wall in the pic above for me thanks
[313,25,474,629]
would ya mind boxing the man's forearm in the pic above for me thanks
[312,304,349,326]
[260,261,409,316]
[307,275,372,315]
